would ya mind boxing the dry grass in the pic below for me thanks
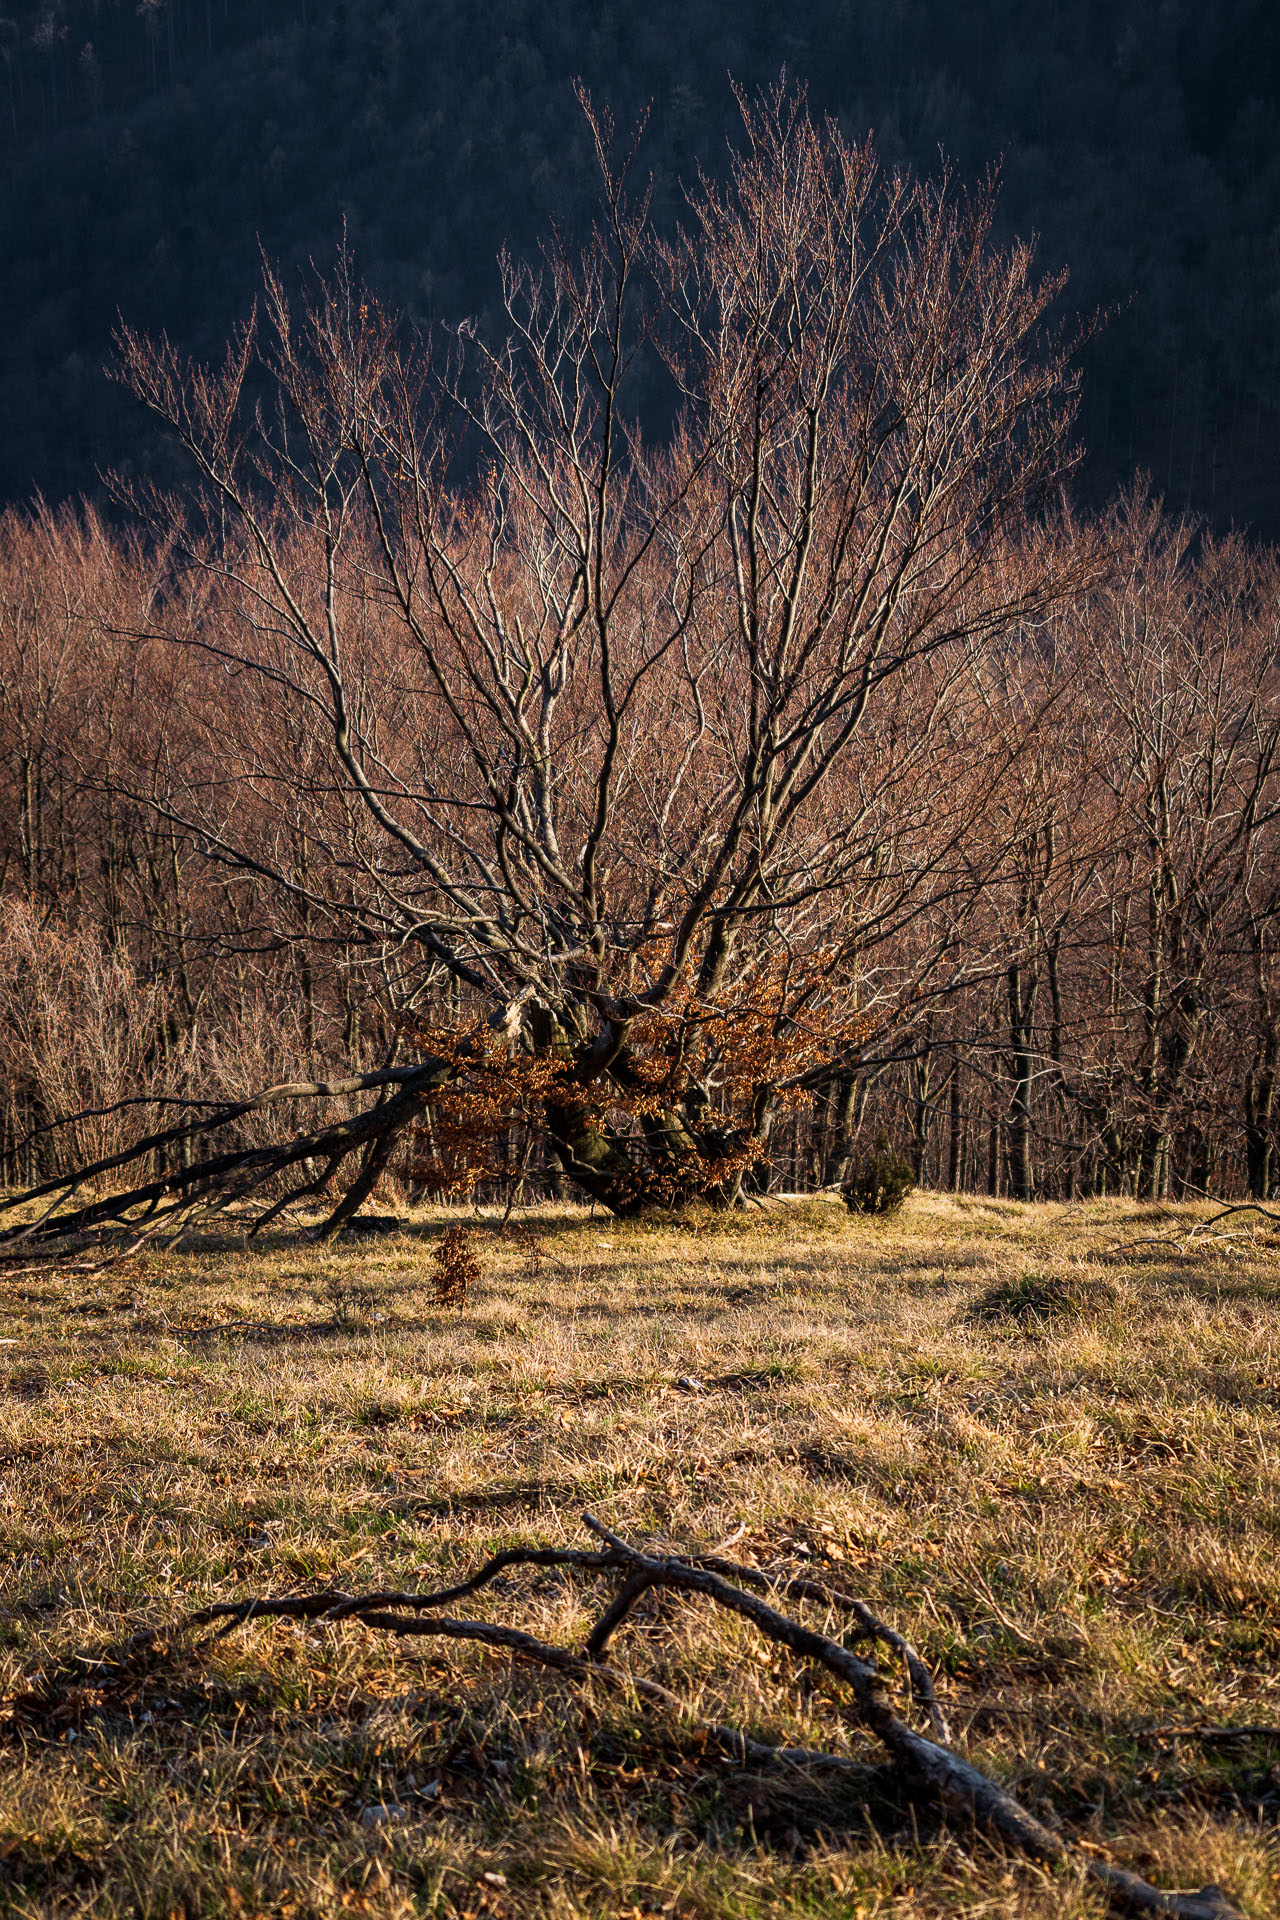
[2,1193,1279,1918]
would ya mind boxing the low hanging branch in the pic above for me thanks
[182,1514,1244,1920]
[0,1059,451,1255]
[0,967,854,1254]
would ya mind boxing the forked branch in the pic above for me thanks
[179,1514,1245,1920]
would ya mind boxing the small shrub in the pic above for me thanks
[842,1134,915,1214]
[432,1223,482,1305]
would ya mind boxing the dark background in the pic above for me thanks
[2,0,1278,530]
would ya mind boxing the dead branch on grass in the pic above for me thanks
[1182,1204,1280,1238]
[0,1231,151,1282]
[1108,1201,1280,1257]
[177,1514,1245,1919]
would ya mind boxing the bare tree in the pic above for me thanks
[1,85,1082,1241]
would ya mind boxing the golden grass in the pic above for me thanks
[1,1194,1279,1918]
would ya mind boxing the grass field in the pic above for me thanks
[2,1194,1279,1919]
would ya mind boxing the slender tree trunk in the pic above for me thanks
[910,1048,933,1185]
[1006,961,1037,1202]
[1245,1019,1278,1199]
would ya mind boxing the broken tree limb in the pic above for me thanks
[678,1547,950,1740]
[1182,1203,1280,1237]
[1108,1200,1280,1257]
[180,1568,872,1775]
[186,1546,628,1632]
[577,1513,1063,1861]
[349,1608,878,1776]
[302,1535,948,1740]
[578,1519,1247,1920]
[0,1064,440,1221]
[176,1516,1247,1920]
[0,988,561,1253]
[0,1058,454,1252]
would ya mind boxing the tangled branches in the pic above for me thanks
[181,1514,1244,1920]
[0,1060,453,1258]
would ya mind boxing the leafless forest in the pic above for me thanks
[2,92,1277,1232]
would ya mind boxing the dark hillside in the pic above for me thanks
[2,0,1279,528]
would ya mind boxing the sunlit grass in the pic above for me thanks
[1,1194,1279,1916]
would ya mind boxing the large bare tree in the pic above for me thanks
[1,86,1084,1241]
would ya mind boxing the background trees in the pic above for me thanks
[1,0,1279,534]
[0,95,1278,1221]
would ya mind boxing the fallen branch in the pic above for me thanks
[177,1515,1245,1919]
[0,1059,452,1251]
[1182,1203,1280,1238]
[0,1064,439,1220]
[1108,1200,1280,1258]
[0,1231,151,1281]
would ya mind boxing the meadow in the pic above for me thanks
[1,1195,1278,1918]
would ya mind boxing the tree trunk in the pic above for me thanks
[1245,1019,1278,1199]
[1006,961,1037,1202]
[947,1058,963,1192]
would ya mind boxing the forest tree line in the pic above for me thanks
[1,0,1279,530]
[0,93,1277,1226]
